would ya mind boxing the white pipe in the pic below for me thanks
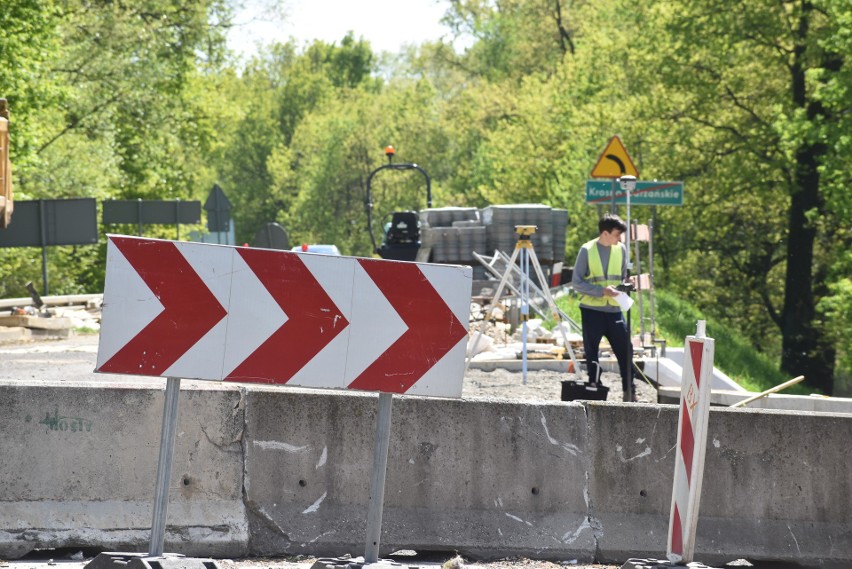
[730,375,806,408]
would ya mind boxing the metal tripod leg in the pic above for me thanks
[465,245,523,374]
[466,237,582,380]
[525,246,582,376]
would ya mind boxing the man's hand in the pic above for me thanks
[603,285,621,297]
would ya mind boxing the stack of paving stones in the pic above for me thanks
[420,207,487,278]
[421,204,568,281]
[481,204,555,261]
[420,204,568,265]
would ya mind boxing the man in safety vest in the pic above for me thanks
[571,213,635,401]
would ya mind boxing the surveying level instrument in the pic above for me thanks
[466,225,582,384]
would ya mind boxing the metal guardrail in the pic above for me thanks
[0,293,102,309]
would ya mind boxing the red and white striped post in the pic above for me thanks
[667,320,715,563]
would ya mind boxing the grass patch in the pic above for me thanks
[73,326,100,335]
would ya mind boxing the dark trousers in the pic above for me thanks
[580,307,633,391]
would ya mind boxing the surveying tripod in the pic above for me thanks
[466,225,582,383]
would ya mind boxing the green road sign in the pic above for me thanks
[585,180,684,206]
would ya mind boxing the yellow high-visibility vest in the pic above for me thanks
[579,239,622,308]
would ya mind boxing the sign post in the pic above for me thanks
[667,320,715,563]
[92,235,472,569]
[364,392,393,564]
[148,376,181,557]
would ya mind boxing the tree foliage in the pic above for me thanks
[1,0,851,391]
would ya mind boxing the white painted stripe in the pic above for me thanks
[221,251,288,378]
[673,454,690,518]
[302,491,327,514]
[162,242,233,380]
[342,262,407,383]
[96,238,163,369]
[253,440,309,452]
[285,255,356,390]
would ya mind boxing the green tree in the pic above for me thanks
[0,0,62,177]
[0,0,232,295]
[213,34,378,245]
[630,0,851,393]
[442,0,582,81]
[270,78,446,256]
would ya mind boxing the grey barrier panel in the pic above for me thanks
[0,381,249,560]
[242,388,593,561]
[205,184,231,232]
[102,200,201,225]
[252,222,289,250]
[0,198,98,248]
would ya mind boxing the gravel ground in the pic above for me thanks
[463,365,658,404]
[214,554,623,569]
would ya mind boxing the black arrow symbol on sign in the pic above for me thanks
[605,154,626,174]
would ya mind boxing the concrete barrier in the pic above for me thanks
[586,403,852,566]
[0,380,248,559]
[0,381,849,567]
[243,387,593,561]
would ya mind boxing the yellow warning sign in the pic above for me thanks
[590,135,639,178]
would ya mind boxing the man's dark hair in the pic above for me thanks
[599,213,627,234]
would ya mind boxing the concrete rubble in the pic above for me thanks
[0,295,102,342]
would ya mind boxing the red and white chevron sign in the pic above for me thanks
[96,236,472,397]
[667,324,715,563]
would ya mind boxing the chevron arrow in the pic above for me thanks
[348,259,467,393]
[224,247,349,384]
[96,236,472,397]
[97,237,228,375]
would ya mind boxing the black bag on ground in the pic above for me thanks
[561,379,609,401]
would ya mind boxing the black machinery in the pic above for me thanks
[365,145,431,262]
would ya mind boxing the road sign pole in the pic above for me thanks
[609,179,617,213]
[620,180,632,268]
[626,186,632,270]
[364,392,393,564]
[215,189,222,244]
[149,376,182,557]
[38,199,49,296]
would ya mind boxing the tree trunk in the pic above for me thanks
[780,3,835,394]
[781,143,834,394]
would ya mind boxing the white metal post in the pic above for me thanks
[619,175,636,273]
[364,392,393,564]
[149,376,182,557]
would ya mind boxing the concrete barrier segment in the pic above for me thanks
[242,387,595,561]
[0,381,249,559]
[585,402,852,566]
[1,381,850,567]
